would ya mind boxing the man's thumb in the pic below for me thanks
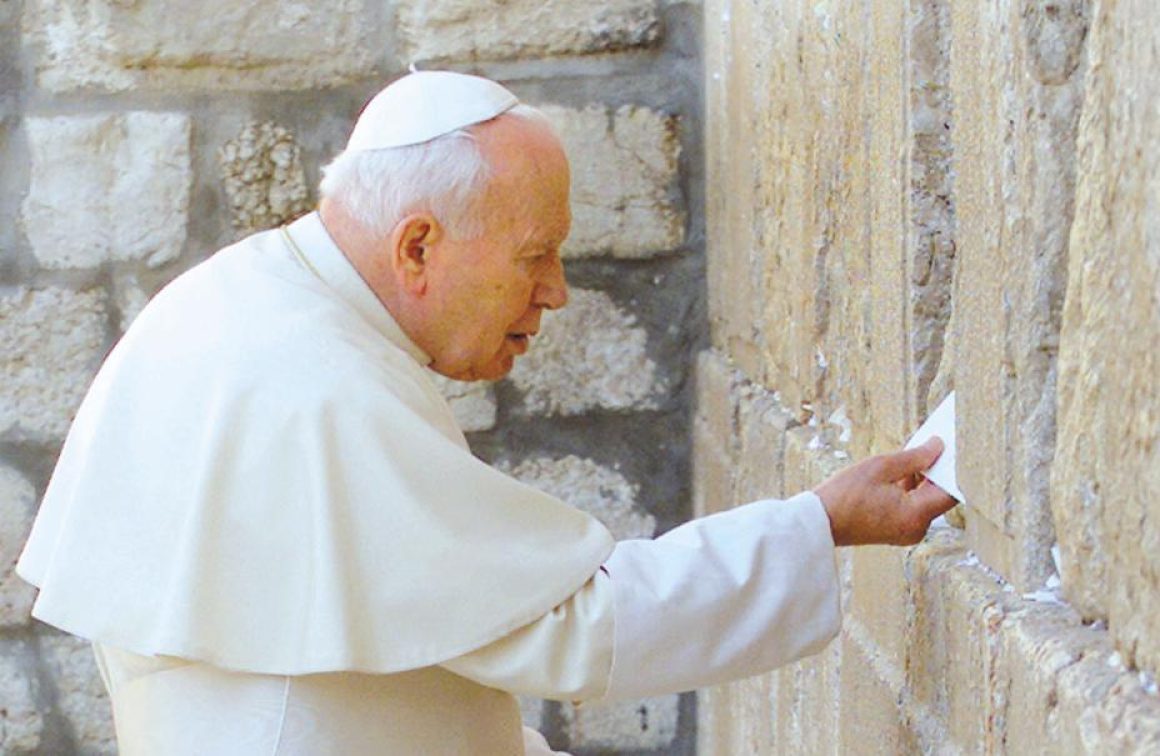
[882,436,944,479]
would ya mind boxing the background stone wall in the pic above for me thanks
[698,0,1160,752]
[0,1,703,753]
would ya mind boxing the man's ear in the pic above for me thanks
[389,213,443,295]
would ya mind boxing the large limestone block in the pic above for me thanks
[838,629,913,755]
[734,384,795,502]
[0,466,36,628]
[703,0,775,379]
[1051,0,1160,672]
[949,0,1089,590]
[0,644,42,752]
[848,546,909,663]
[907,531,1011,750]
[0,288,108,441]
[750,0,845,417]
[903,0,957,423]
[40,634,115,753]
[500,455,655,539]
[772,640,841,755]
[908,531,1160,752]
[219,121,312,238]
[24,0,375,92]
[540,105,684,259]
[22,113,191,269]
[692,349,740,517]
[507,288,664,416]
[397,0,660,63]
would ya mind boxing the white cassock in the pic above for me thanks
[18,212,840,755]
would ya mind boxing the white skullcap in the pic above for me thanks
[345,71,520,152]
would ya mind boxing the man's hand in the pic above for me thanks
[814,438,957,547]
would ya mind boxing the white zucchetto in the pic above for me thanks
[345,71,520,152]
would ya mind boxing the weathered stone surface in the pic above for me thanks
[692,349,739,518]
[1051,0,1160,672]
[40,634,115,754]
[0,644,41,752]
[219,121,311,237]
[903,0,956,423]
[699,0,1160,751]
[397,0,659,63]
[24,0,375,92]
[734,383,795,501]
[561,694,678,751]
[541,105,684,259]
[702,0,770,380]
[848,546,908,664]
[950,0,1087,591]
[0,466,36,628]
[112,274,150,333]
[774,638,841,755]
[22,113,191,269]
[500,456,654,539]
[837,632,912,754]
[508,288,663,416]
[0,288,108,441]
[426,373,497,433]
[908,533,1010,750]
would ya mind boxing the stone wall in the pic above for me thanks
[0,1,703,753]
[698,0,1160,752]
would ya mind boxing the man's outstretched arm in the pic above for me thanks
[444,437,957,701]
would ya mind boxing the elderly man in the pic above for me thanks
[18,72,953,754]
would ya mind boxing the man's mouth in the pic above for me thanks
[505,332,534,353]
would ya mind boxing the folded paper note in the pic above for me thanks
[904,391,963,502]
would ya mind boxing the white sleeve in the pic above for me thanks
[444,491,840,703]
[600,491,841,701]
[441,568,615,700]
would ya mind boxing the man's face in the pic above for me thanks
[424,120,571,382]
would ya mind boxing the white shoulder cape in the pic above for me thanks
[17,212,614,675]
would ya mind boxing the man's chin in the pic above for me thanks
[435,356,515,383]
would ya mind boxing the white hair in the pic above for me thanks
[319,104,551,239]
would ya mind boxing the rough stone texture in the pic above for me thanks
[0,466,37,628]
[6,2,701,754]
[112,274,151,333]
[0,644,42,752]
[1051,0,1160,672]
[949,0,1088,591]
[426,374,498,433]
[0,288,108,441]
[219,121,312,238]
[691,349,740,519]
[24,0,376,92]
[698,0,1160,751]
[22,113,192,269]
[501,456,655,539]
[397,0,660,63]
[541,105,684,259]
[40,634,116,754]
[560,695,678,751]
[507,288,664,416]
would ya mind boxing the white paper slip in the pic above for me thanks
[904,391,964,502]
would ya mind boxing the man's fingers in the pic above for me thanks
[879,437,944,481]
[908,478,957,520]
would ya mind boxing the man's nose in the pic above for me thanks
[535,255,569,310]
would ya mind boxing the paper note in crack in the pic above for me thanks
[905,391,963,502]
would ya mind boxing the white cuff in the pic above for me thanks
[600,491,841,701]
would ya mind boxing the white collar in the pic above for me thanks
[282,211,432,367]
